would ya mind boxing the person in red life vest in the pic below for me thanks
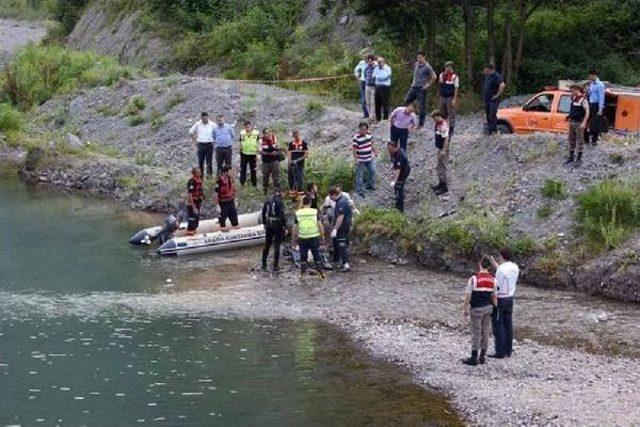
[214,165,239,231]
[430,110,451,195]
[259,127,282,196]
[438,61,459,138]
[186,167,204,236]
[287,130,309,197]
[565,84,590,167]
[462,257,498,366]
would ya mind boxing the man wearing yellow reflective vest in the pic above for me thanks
[238,121,260,187]
[293,195,325,279]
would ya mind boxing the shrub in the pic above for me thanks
[304,148,355,195]
[165,92,186,110]
[537,204,553,219]
[0,103,24,132]
[2,45,136,110]
[127,96,146,115]
[576,180,640,249]
[355,207,414,241]
[511,236,538,258]
[127,115,145,127]
[427,212,509,257]
[306,99,326,117]
[149,109,165,130]
[541,179,567,200]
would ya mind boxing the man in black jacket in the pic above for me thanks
[261,189,287,272]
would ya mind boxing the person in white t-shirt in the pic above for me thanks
[189,112,215,179]
[488,248,520,358]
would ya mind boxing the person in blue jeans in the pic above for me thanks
[404,51,436,128]
[488,248,520,358]
[352,122,377,198]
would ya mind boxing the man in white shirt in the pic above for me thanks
[489,248,520,358]
[353,52,369,119]
[189,112,215,179]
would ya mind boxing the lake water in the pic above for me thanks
[0,177,461,426]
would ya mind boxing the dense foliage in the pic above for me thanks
[1,45,135,110]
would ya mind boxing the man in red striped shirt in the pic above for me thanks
[352,122,377,198]
[462,257,498,366]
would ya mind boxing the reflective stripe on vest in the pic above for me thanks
[240,130,260,155]
[296,208,320,239]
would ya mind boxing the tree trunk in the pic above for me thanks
[486,0,496,66]
[502,7,513,86]
[426,2,437,60]
[514,0,527,75]
[463,0,476,82]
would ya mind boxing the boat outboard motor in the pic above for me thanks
[158,214,180,245]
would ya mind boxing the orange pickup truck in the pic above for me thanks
[497,87,640,134]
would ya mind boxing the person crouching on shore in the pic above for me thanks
[462,257,497,366]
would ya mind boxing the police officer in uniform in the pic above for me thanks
[261,189,287,272]
[565,84,590,167]
[293,195,325,279]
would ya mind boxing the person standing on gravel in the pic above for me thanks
[261,188,287,273]
[404,51,436,129]
[373,56,392,122]
[430,110,451,196]
[352,122,377,198]
[259,127,282,195]
[462,257,497,366]
[353,52,369,119]
[565,85,590,167]
[329,187,353,272]
[287,130,309,197]
[214,165,239,231]
[482,64,505,135]
[438,61,459,138]
[364,54,377,125]
[293,195,325,279]
[189,112,215,179]
[587,68,606,146]
[238,121,260,187]
[488,248,520,359]
[388,141,411,213]
[389,102,418,154]
[212,114,235,175]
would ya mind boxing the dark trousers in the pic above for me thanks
[215,147,232,175]
[219,200,238,228]
[300,237,323,273]
[492,297,514,356]
[394,180,406,212]
[262,225,284,270]
[588,103,600,144]
[186,201,202,232]
[405,86,427,126]
[359,81,368,118]
[290,161,305,192]
[485,99,500,134]
[197,143,214,178]
[375,85,391,121]
[390,126,409,153]
[332,230,350,266]
[240,153,257,187]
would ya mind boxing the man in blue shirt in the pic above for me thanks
[212,114,236,175]
[587,68,606,146]
[329,187,353,272]
[482,63,506,135]
[373,56,392,122]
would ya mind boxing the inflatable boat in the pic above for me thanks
[156,225,266,256]
[129,212,262,245]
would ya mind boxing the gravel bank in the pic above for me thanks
[0,19,46,68]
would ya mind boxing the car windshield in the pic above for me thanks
[526,94,554,112]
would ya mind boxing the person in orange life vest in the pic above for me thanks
[565,84,590,167]
[260,127,282,196]
[213,165,239,231]
[287,130,309,197]
[438,61,459,138]
[186,166,205,235]
[430,110,450,195]
[462,257,498,366]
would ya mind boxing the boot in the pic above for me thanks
[575,152,583,167]
[435,184,448,195]
[462,350,478,366]
[564,151,574,165]
[479,349,486,364]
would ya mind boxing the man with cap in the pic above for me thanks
[438,61,460,138]
[565,84,590,167]
[188,112,215,179]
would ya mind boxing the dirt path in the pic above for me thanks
[0,19,46,68]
